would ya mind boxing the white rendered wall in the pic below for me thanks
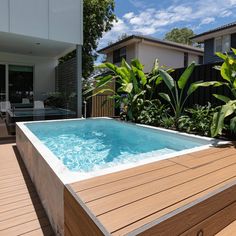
[138,43,185,72]
[0,52,57,100]
[0,0,83,45]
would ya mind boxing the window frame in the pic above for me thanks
[214,34,231,53]
[113,47,127,64]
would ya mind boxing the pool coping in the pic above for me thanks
[16,117,228,185]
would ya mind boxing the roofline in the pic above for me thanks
[191,22,236,41]
[98,35,204,54]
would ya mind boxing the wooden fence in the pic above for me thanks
[91,95,115,117]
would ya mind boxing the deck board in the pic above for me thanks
[68,143,236,235]
[0,143,54,236]
[216,220,236,235]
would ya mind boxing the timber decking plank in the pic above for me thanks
[0,210,46,230]
[0,187,35,201]
[79,164,188,202]
[78,153,236,205]
[0,144,54,236]
[0,192,38,206]
[71,159,174,191]
[97,164,236,232]
[179,201,236,236]
[0,217,50,236]
[68,145,236,235]
[21,226,54,236]
[0,203,43,222]
[0,183,35,195]
[113,178,236,236]
[172,148,236,168]
[216,220,236,236]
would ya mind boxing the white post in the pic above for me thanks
[76,45,82,117]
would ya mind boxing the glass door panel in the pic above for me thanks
[8,65,33,103]
[0,65,6,102]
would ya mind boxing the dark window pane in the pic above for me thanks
[113,47,126,63]
[0,65,6,102]
[9,65,33,103]
[184,52,188,67]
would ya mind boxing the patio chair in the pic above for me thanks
[0,101,11,118]
[34,101,44,109]
[22,98,30,104]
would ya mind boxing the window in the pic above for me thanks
[8,65,34,103]
[215,35,231,53]
[198,56,203,64]
[184,52,188,67]
[113,47,126,63]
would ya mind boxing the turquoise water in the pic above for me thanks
[26,119,209,173]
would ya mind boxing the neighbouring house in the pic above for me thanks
[192,21,236,64]
[0,0,83,116]
[98,35,204,73]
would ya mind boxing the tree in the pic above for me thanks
[59,0,116,78]
[164,28,195,45]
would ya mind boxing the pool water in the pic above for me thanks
[26,119,210,173]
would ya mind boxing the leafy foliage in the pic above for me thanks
[178,103,217,136]
[159,63,220,129]
[136,99,170,126]
[209,49,236,137]
[59,0,116,78]
[164,28,196,45]
[84,58,172,122]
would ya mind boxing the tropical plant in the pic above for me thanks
[84,58,171,121]
[209,48,236,137]
[136,99,169,126]
[178,103,217,136]
[159,62,220,129]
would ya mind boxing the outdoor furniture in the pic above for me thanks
[34,101,44,109]
[12,103,33,109]
[5,108,76,134]
[22,98,30,104]
[0,101,11,118]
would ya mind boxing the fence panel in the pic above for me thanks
[159,62,231,108]
[91,95,115,117]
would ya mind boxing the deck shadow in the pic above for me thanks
[12,145,54,236]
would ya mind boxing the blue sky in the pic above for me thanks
[98,0,236,49]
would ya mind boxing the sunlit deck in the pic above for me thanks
[66,143,236,235]
[1,140,236,235]
[0,143,54,236]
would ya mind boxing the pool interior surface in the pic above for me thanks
[25,119,211,173]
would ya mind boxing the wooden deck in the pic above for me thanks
[0,118,15,141]
[66,143,236,236]
[0,143,54,236]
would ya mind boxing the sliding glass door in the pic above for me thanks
[8,65,33,103]
[0,65,6,102]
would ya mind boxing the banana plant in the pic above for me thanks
[84,58,168,121]
[159,62,221,129]
[210,48,236,137]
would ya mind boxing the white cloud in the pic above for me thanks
[123,12,135,20]
[98,0,236,49]
[200,17,215,25]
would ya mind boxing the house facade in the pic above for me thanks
[192,22,236,64]
[98,35,204,73]
[0,0,83,115]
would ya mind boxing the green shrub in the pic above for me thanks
[136,99,170,126]
[178,103,217,136]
